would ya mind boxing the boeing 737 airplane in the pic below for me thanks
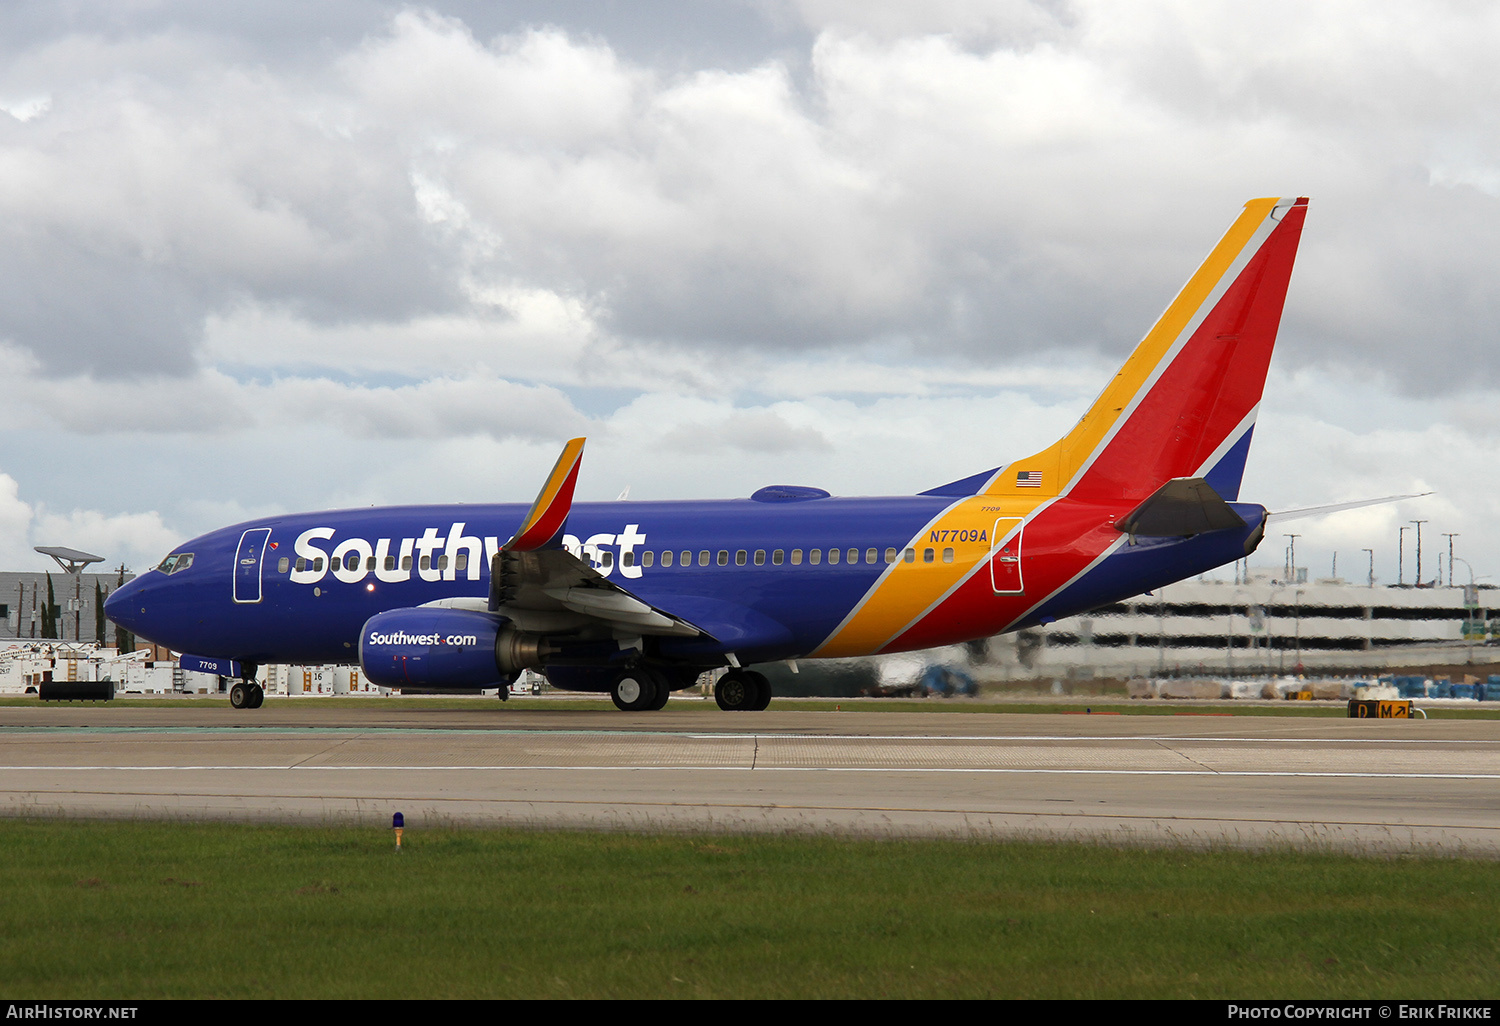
[106,196,1310,711]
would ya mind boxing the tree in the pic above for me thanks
[114,565,134,654]
[42,574,55,639]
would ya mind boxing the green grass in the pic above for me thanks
[0,821,1495,999]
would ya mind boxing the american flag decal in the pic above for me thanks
[1016,471,1042,488]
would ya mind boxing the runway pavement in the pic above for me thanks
[1,700,1496,854]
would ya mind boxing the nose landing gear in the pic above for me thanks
[228,680,265,709]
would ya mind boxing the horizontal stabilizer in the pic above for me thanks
[1116,477,1246,537]
[1266,492,1431,525]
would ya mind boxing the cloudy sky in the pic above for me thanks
[0,0,1495,589]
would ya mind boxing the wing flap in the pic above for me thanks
[488,547,703,638]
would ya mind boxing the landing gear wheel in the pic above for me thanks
[747,671,772,711]
[610,669,659,712]
[229,682,250,709]
[713,669,761,711]
[248,683,265,709]
[648,675,671,709]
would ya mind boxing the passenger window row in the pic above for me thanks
[275,546,959,576]
[619,546,958,569]
[286,553,471,574]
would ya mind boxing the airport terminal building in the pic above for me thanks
[982,570,1494,680]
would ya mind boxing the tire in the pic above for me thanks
[248,683,265,709]
[714,670,755,711]
[229,682,250,709]
[610,669,658,712]
[648,673,671,710]
[746,670,772,711]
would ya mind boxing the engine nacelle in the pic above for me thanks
[360,607,544,689]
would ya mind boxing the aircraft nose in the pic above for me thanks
[104,576,147,634]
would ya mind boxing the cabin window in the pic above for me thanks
[884,548,897,564]
[753,550,765,566]
[438,555,449,571]
[278,557,290,573]
[923,548,934,563]
[790,549,802,565]
[420,555,430,571]
[622,552,634,568]
[402,555,413,571]
[365,556,376,571]
[295,557,306,572]
[772,549,784,565]
[735,550,747,566]
[865,548,877,564]
[642,551,654,567]
[456,553,468,571]
[313,557,324,572]
[808,549,820,565]
[698,550,709,566]
[601,552,613,569]
[385,556,397,571]
[904,548,915,563]
[849,548,861,564]
[943,548,954,564]
[717,550,729,566]
[661,550,673,567]
[827,549,839,565]
[344,553,360,571]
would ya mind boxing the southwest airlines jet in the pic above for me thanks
[106,197,1309,712]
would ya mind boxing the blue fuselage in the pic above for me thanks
[105,494,1266,673]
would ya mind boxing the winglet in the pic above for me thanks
[505,438,586,551]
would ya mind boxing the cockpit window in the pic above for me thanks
[155,552,195,575]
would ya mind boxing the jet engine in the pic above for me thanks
[359,607,547,689]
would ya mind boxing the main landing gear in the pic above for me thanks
[228,680,264,709]
[715,669,771,712]
[610,667,671,711]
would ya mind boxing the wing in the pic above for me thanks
[427,437,707,639]
[487,546,703,637]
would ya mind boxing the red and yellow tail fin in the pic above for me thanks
[987,197,1308,503]
[505,437,585,551]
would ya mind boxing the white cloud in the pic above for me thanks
[0,469,181,572]
[0,2,1498,591]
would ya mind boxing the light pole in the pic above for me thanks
[33,547,104,645]
[1362,548,1374,588]
[1451,557,1483,651]
[1411,519,1427,586]
[1284,534,1301,583]
[1398,526,1408,586]
[1294,587,1305,673]
[1443,533,1458,588]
